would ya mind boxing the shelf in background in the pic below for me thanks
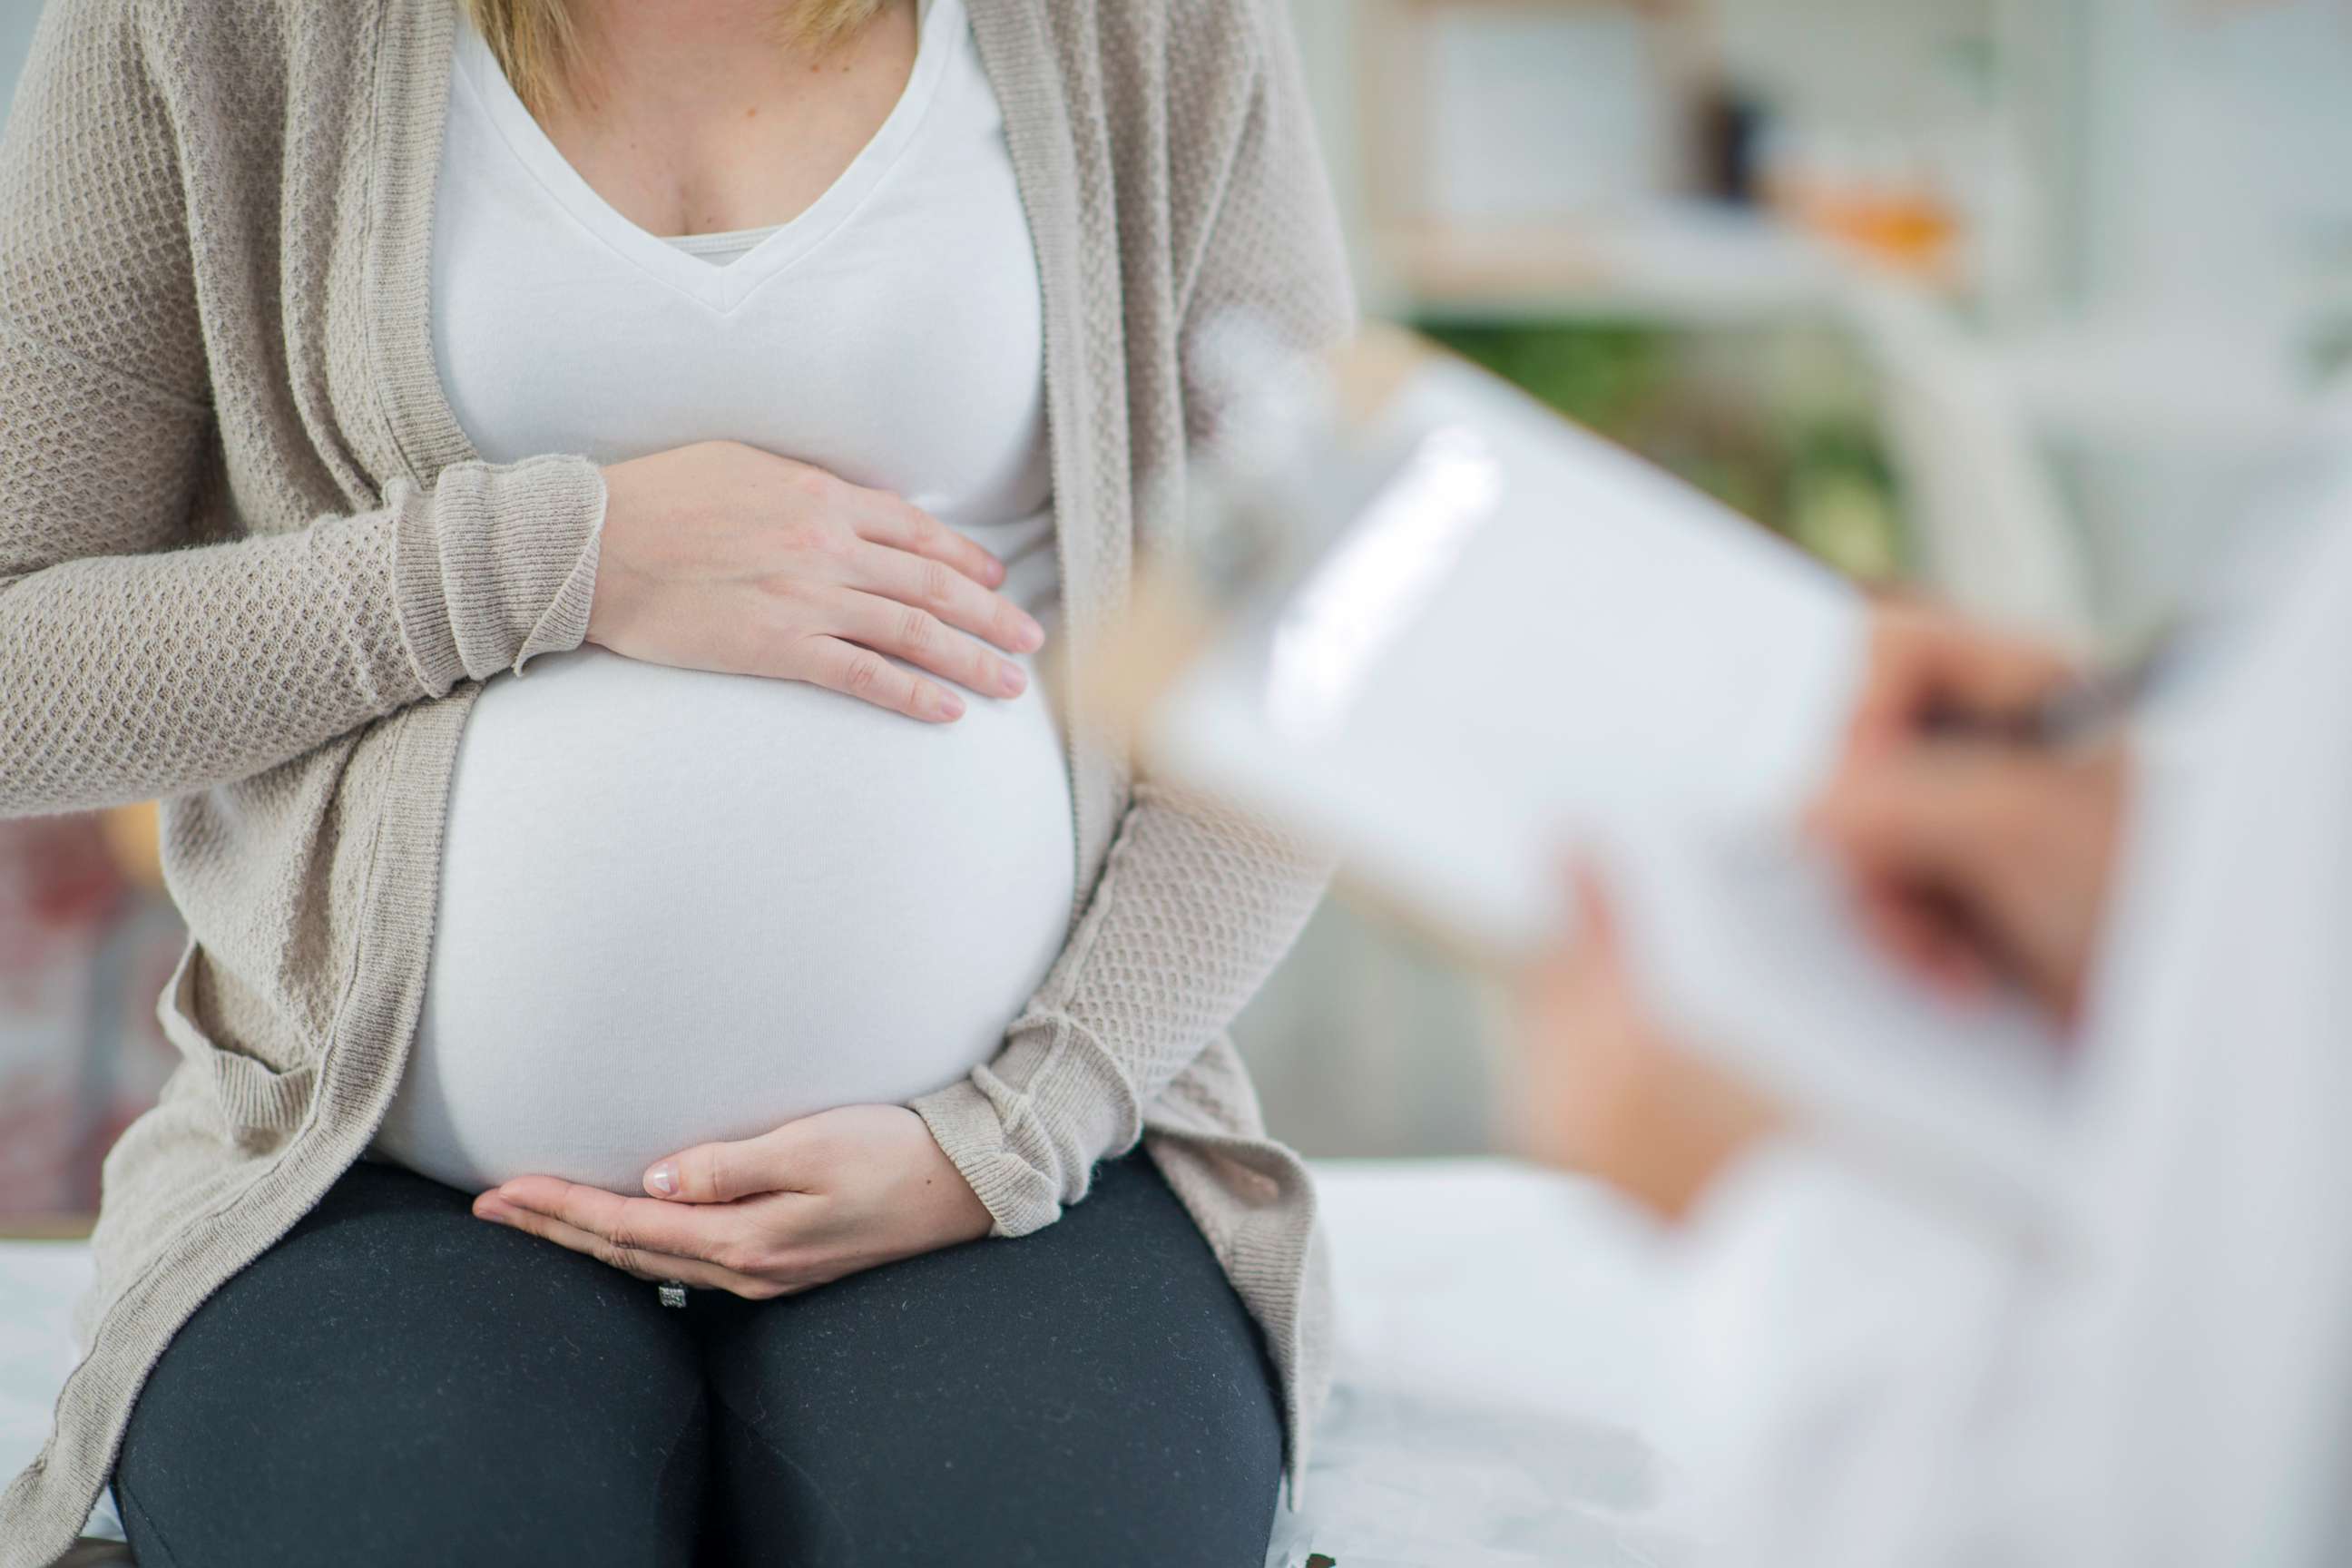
[1382,203,1844,327]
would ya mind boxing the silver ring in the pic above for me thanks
[657,1280,688,1309]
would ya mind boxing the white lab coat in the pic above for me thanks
[1656,467,2352,1567]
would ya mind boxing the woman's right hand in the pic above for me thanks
[586,441,1046,722]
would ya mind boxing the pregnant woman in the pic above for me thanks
[0,0,1350,1563]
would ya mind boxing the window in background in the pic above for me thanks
[1424,5,1676,224]
[1362,0,1706,302]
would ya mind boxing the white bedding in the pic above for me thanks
[1,1161,1693,1566]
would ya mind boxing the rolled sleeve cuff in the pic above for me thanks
[911,1014,1145,1238]
[390,454,608,693]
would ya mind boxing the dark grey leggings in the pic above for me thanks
[113,1154,1283,1568]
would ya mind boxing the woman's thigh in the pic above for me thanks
[694,1152,1285,1568]
[113,1159,708,1568]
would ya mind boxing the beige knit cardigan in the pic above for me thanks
[0,0,1354,1557]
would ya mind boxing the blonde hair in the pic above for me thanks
[464,0,888,113]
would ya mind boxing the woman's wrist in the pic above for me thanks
[583,459,645,650]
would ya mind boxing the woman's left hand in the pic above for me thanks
[475,1104,995,1299]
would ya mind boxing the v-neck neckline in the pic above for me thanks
[451,0,956,315]
[364,0,1083,489]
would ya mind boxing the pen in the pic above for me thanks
[1922,631,2174,750]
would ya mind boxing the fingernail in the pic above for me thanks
[998,664,1027,697]
[475,1198,514,1224]
[646,1162,678,1197]
[935,691,965,720]
[1021,620,1045,652]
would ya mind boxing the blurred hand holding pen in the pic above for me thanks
[1813,606,2165,1023]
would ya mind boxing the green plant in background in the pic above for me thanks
[1419,320,1669,440]
[1784,415,1904,583]
[1416,317,1907,585]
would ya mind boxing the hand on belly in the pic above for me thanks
[473,1103,995,1297]
[590,440,1046,720]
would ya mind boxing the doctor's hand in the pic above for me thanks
[1514,866,1785,1224]
[473,1104,995,1299]
[1849,601,2080,760]
[1809,737,2130,1022]
[589,440,1046,722]
[1831,601,2121,1014]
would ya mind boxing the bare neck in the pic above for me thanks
[527,0,919,239]
[556,0,901,118]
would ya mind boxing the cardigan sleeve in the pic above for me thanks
[913,0,1356,1235]
[0,0,607,818]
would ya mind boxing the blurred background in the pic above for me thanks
[3,0,2347,1213]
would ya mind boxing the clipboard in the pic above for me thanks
[1097,328,2073,1221]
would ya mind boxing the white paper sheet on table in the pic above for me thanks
[1266,1162,1700,1568]
[0,1241,128,1553]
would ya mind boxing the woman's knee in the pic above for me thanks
[698,1152,1284,1567]
[114,1161,710,1568]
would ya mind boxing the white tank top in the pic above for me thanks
[372,0,1075,1196]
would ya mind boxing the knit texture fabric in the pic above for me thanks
[0,0,1355,1561]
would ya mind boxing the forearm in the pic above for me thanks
[916,781,1330,1233]
[1,454,606,817]
[1,2,607,817]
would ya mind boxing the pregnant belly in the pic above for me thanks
[373,644,1076,1195]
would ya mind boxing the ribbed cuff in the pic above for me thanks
[912,1077,1062,1237]
[390,455,609,693]
[999,1014,1145,1174]
[911,1015,1145,1239]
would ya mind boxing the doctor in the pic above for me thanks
[1518,489,2352,1566]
